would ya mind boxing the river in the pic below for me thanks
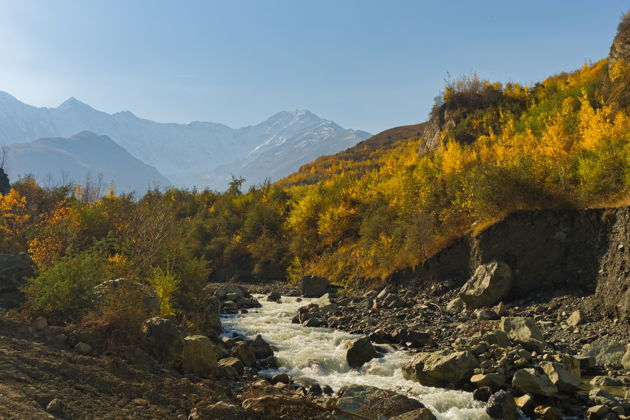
[222,295,490,420]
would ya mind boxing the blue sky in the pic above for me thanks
[0,0,627,133]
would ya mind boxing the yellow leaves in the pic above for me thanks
[441,140,475,175]
[577,91,628,152]
[0,189,30,251]
[27,202,81,269]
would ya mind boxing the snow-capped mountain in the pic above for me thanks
[6,131,171,193]
[0,92,370,190]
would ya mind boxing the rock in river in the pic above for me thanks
[402,350,479,388]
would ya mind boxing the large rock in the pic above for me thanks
[182,335,219,378]
[203,296,221,335]
[486,390,517,420]
[250,335,274,359]
[499,317,544,342]
[336,384,424,419]
[540,361,581,392]
[231,342,256,368]
[402,350,479,388]
[94,278,159,316]
[622,344,630,369]
[459,261,513,309]
[300,276,329,298]
[218,357,244,376]
[470,373,506,390]
[390,408,437,420]
[141,317,183,367]
[345,338,381,369]
[580,336,627,367]
[512,368,557,397]
[0,253,35,308]
[215,284,245,300]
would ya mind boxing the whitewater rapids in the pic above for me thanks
[222,295,490,420]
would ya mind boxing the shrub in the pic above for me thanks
[23,249,106,321]
[149,265,180,318]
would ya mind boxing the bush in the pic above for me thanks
[148,265,180,318]
[23,249,106,321]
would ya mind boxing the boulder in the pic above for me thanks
[141,317,184,367]
[486,390,517,420]
[94,278,159,315]
[499,316,544,342]
[271,373,290,384]
[300,276,329,298]
[540,361,581,392]
[336,384,424,419]
[566,309,584,326]
[446,297,465,313]
[459,261,513,309]
[515,394,536,414]
[534,406,562,420]
[218,357,244,375]
[473,387,492,403]
[391,328,433,347]
[231,342,256,368]
[622,344,630,369]
[0,253,36,308]
[478,330,511,348]
[215,284,245,300]
[74,342,92,355]
[512,368,557,397]
[402,350,479,388]
[182,335,219,378]
[267,291,281,302]
[250,335,274,359]
[345,338,381,369]
[390,408,437,420]
[470,373,506,390]
[203,296,221,335]
[580,336,627,367]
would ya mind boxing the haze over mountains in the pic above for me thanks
[0,91,370,191]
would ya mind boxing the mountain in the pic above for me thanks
[6,131,171,193]
[0,93,370,190]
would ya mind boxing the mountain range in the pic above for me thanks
[0,91,370,191]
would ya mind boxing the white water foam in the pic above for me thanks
[222,295,490,420]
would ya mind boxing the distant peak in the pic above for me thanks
[57,97,93,111]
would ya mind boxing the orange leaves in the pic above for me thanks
[28,202,81,269]
[0,189,30,251]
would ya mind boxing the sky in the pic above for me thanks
[0,1,628,134]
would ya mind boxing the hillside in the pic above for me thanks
[0,94,369,190]
[6,132,171,193]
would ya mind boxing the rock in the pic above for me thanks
[499,316,544,341]
[94,278,159,315]
[215,284,245,300]
[231,342,256,368]
[31,316,48,331]
[390,408,437,420]
[267,291,281,302]
[486,390,517,420]
[472,386,492,402]
[621,344,630,369]
[590,376,623,387]
[271,373,290,384]
[74,342,92,355]
[476,309,498,320]
[566,309,584,326]
[203,296,221,335]
[470,373,506,390]
[391,328,433,347]
[534,406,562,420]
[141,317,184,367]
[250,335,274,359]
[191,401,242,419]
[493,302,507,317]
[512,368,557,397]
[589,388,619,406]
[575,355,596,370]
[182,335,219,378]
[402,350,479,388]
[552,353,581,379]
[46,398,63,413]
[446,297,465,313]
[336,384,424,419]
[218,357,244,375]
[540,361,581,392]
[515,394,536,414]
[459,261,513,309]
[479,330,511,347]
[587,405,609,420]
[346,338,381,369]
[0,253,35,308]
[581,336,627,367]
[300,276,329,298]
[303,317,322,327]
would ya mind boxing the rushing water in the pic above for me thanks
[222,295,490,420]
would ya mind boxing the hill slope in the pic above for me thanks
[6,131,171,193]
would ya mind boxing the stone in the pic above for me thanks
[74,342,92,355]
[31,316,48,331]
[46,398,63,413]
[218,357,243,375]
[587,405,609,420]
[336,385,424,419]
[182,335,219,378]
[512,368,557,397]
[390,408,437,420]
[203,296,221,335]
[402,350,479,388]
[271,373,290,384]
[581,336,627,367]
[515,394,536,414]
[267,291,281,302]
[621,344,630,369]
[215,284,245,300]
[575,355,596,370]
[446,297,465,313]
[459,261,513,309]
[479,330,511,347]
[493,302,507,317]
[486,390,517,420]
[567,309,584,326]
[470,373,506,390]
[552,353,581,379]
[141,317,184,367]
[0,253,35,308]
[590,376,623,387]
[499,316,544,342]
[589,388,619,406]
[476,309,498,320]
[391,328,433,347]
[231,342,256,368]
[300,275,329,298]
[534,406,562,420]
[346,338,381,369]
[472,386,492,402]
[540,361,581,392]
[250,335,274,359]
[94,278,159,316]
